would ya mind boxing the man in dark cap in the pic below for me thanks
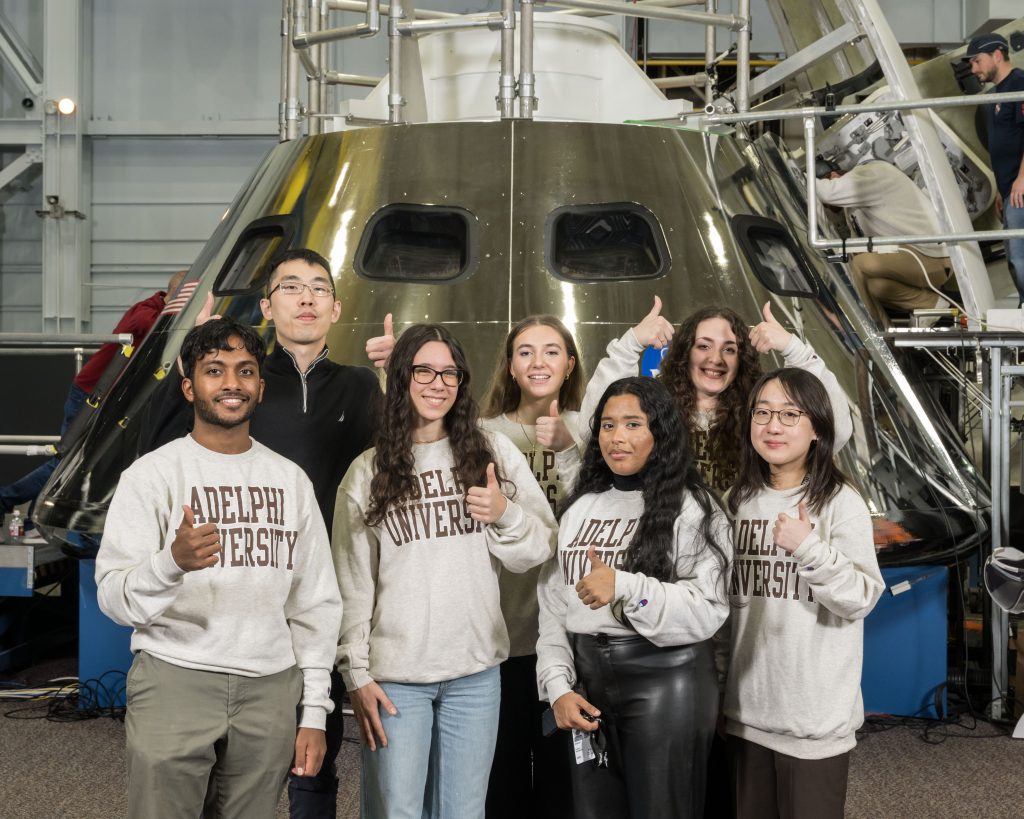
[967,32,1024,304]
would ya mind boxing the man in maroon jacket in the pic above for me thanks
[0,271,185,523]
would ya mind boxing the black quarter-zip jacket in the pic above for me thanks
[139,344,381,530]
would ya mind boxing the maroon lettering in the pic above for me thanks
[219,486,236,525]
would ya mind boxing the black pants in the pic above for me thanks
[728,736,849,819]
[288,669,346,819]
[486,654,574,819]
[570,634,716,819]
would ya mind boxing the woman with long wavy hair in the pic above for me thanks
[536,376,731,818]
[333,324,557,819]
[574,301,852,494]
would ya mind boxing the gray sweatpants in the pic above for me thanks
[126,651,302,819]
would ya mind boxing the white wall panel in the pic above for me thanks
[878,0,963,46]
[645,0,784,57]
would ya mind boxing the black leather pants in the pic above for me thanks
[569,634,716,819]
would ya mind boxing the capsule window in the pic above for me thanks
[356,205,475,282]
[214,215,297,295]
[546,203,668,282]
[732,214,818,297]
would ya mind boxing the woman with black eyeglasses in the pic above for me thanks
[332,323,557,819]
[724,368,882,819]
[536,376,731,819]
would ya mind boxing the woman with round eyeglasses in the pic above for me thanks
[332,323,558,819]
[724,368,882,819]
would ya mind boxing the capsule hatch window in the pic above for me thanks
[211,215,298,324]
[545,203,668,282]
[355,204,476,282]
[731,214,818,297]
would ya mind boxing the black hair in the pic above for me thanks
[265,248,335,296]
[728,367,848,515]
[180,317,266,380]
[560,377,729,584]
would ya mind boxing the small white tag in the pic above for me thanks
[890,580,912,596]
[572,729,596,765]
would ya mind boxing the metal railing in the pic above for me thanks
[279,0,754,132]
[0,332,125,456]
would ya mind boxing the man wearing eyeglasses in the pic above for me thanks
[139,247,381,819]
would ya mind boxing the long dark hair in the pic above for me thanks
[365,324,504,527]
[560,377,729,583]
[482,315,586,417]
[728,368,848,515]
[658,306,760,478]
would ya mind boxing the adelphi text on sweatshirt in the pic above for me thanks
[95,435,342,730]
[723,483,883,759]
[333,429,558,691]
[536,486,732,705]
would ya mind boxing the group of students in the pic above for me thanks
[95,247,883,819]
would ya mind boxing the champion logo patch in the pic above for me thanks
[338,411,345,423]
[161,281,199,316]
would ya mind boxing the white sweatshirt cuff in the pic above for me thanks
[340,667,374,692]
[494,498,525,531]
[544,676,574,705]
[299,705,327,731]
[623,327,646,354]
[153,545,187,585]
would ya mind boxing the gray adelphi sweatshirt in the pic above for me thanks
[95,435,342,730]
[536,487,732,705]
[481,412,582,659]
[723,483,884,759]
[333,430,557,690]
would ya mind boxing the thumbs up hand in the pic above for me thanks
[535,399,573,452]
[170,505,221,571]
[575,545,616,609]
[365,313,395,369]
[772,501,813,554]
[195,291,223,327]
[631,296,675,349]
[749,302,793,354]
[466,463,509,524]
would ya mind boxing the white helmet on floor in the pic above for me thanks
[984,547,1024,614]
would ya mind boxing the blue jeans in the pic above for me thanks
[0,383,86,516]
[1006,203,1024,306]
[361,666,500,819]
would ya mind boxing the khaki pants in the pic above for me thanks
[126,651,302,819]
[850,248,951,323]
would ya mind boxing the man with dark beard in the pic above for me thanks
[140,249,381,817]
[96,318,342,819]
[968,32,1024,305]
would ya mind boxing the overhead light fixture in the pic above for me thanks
[57,97,76,115]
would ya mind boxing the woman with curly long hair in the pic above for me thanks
[333,324,558,819]
[536,376,731,818]
[575,302,852,493]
